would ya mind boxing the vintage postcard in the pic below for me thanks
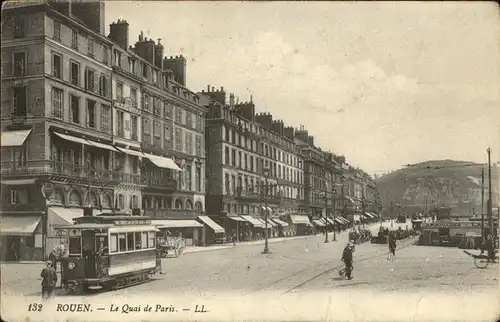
[1,1,499,321]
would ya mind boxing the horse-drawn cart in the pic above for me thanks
[157,236,185,258]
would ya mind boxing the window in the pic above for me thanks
[153,98,161,115]
[164,103,172,119]
[148,232,155,248]
[114,50,122,67]
[52,53,62,79]
[130,88,137,107]
[71,29,78,49]
[70,95,80,123]
[186,112,192,128]
[10,189,20,204]
[51,87,63,119]
[116,82,123,102]
[172,128,180,151]
[231,149,236,166]
[195,136,202,157]
[70,61,79,85]
[134,232,142,249]
[143,94,150,111]
[118,194,125,209]
[87,37,94,57]
[142,63,148,78]
[103,48,109,65]
[154,121,160,138]
[118,233,126,252]
[238,151,242,168]
[175,107,182,123]
[141,232,148,249]
[13,86,27,117]
[13,52,26,76]
[101,105,111,132]
[13,16,25,38]
[85,68,95,91]
[128,58,135,73]
[126,232,134,251]
[131,115,138,140]
[143,118,150,135]
[196,114,202,131]
[110,234,118,253]
[69,237,82,255]
[196,166,201,192]
[53,20,61,40]
[99,75,107,97]
[117,111,124,137]
[152,70,158,85]
[86,99,96,128]
[185,165,192,191]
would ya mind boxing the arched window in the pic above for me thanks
[90,192,98,207]
[185,200,193,210]
[69,190,82,206]
[101,194,111,208]
[130,195,139,209]
[51,189,64,204]
[195,202,203,214]
[118,194,125,209]
[175,199,183,210]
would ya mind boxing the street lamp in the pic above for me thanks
[262,166,270,254]
[324,187,329,243]
[332,186,337,241]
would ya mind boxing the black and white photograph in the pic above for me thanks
[0,1,499,321]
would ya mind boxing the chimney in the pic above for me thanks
[135,33,156,65]
[235,101,255,121]
[272,120,284,135]
[284,126,294,140]
[71,0,106,35]
[47,0,72,16]
[307,136,314,146]
[202,85,226,105]
[255,113,273,129]
[229,93,235,108]
[155,38,164,69]
[295,126,309,143]
[162,56,187,86]
[109,19,129,49]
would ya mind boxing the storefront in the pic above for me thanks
[240,215,265,240]
[287,214,312,236]
[152,219,203,246]
[271,218,290,237]
[197,216,225,245]
[0,214,44,261]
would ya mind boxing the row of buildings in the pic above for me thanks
[0,1,381,261]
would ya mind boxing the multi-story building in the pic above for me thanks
[1,1,119,261]
[118,26,206,217]
[202,87,305,237]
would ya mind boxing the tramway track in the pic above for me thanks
[278,237,418,297]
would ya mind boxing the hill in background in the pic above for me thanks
[375,160,499,216]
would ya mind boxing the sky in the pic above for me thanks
[105,1,499,175]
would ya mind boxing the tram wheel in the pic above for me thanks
[474,257,489,269]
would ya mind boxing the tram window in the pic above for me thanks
[148,231,155,248]
[69,237,82,255]
[118,233,126,252]
[110,234,118,253]
[134,232,142,249]
[127,232,135,250]
[141,232,148,249]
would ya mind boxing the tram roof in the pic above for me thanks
[72,214,154,224]
[57,223,114,230]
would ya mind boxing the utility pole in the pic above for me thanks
[324,185,329,243]
[332,186,337,241]
[481,167,485,241]
[263,168,270,254]
[487,147,493,237]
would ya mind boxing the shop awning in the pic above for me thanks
[364,212,375,219]
[337,217,349,224]
[109,225,159,233]
[260,206,272,212]
[313,219,325,227]
[1,129,32,147]
[271,218,289,227]
[289,215,311,225]
[54,132,118,152]
[0,215,42,236]
[265,219,277,227]
[335,218,345,225]
[344,196,355,204]
[197,216,225,234]
[48,207,101,226]
[115,147,145,158]
[144,153,182,171]
[228,216,246,222]
[370,212,379,218]
[239,215,264,228]
[1,179,37,185]
[152,220,203,229]
[326,218,335,225]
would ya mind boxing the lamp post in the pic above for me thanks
[262,167,270,254]
[324,187,329,243]
[332,186,337,241]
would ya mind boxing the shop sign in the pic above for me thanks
[115,219,151,226]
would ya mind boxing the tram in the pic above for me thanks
[56,212,160,293]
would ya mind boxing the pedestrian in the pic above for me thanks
[485,235,496,262]
[232,231,237,246]
[341,241,355,280]
[387,234,396,261]
[41,261,57,301]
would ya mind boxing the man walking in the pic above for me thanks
[40,261,57,301]
[387,234,397,261]
[341,241,355,280]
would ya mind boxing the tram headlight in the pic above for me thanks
[68,262,76,270]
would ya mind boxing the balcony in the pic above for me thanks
[1,160,143,186]
[142,176,177,190]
